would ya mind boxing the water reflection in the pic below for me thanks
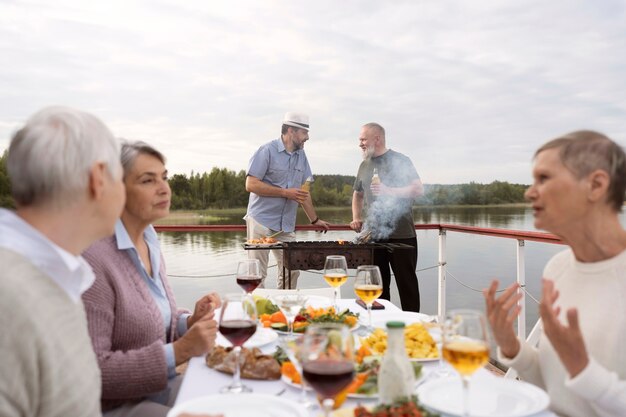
[160,207,626,336]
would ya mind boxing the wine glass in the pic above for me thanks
[301,323,355,417]
[235,259,262,294]
[273,292,308,336]
[218,293,258,393]
[323,255,348,311]
[277,335,315,409]
[354,265,383,330]
[427,314,453,379]
[442,309,490,417]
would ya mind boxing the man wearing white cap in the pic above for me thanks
[244,112,330,289]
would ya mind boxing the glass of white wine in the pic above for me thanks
[323,255,348,311]
[354,265,383,330]
[442,309,490,417]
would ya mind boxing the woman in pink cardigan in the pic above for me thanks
[82,141,220,417]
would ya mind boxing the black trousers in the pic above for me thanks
[373,236,420,312]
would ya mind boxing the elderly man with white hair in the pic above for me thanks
[0,106,126,417]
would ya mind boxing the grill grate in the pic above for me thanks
[243,240,414,288]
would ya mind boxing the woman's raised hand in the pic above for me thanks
[483,280,522,359]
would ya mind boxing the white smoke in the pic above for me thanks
[362,154,418,241]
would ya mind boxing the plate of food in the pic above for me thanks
[279,356,425,400]
[245,237,282,247]
[331,396,439,417]
[256,297,360,334]
[359,324,439,362]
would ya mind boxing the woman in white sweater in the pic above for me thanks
[484,130,626,417]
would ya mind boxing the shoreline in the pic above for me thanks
[159,203,533,222]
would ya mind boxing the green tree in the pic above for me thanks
[0,150,14,208]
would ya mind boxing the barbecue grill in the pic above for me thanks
[244,240,414,288]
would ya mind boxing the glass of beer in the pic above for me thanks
[354,265,383,330]
[323,255,348,311]
[442,309,490,417]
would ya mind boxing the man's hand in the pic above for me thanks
[283,188,309,204]
[483,280,522,358]
[350,219,363,233]
[188,292,221,328]
[370,182,392,196]
[539,279,589,377]
[312,218,330,233]
[174,314,218,364]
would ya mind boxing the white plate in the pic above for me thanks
[417,376,549,417]
[216,326,278,348]
[369,311,432,328]
[168,393,307,417]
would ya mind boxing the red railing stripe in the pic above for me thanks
[154,223,562,245]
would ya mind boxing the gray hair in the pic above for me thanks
[536,130,626,212]
[8,106,121,207]
[120,140,166,179]
[363,122,385,138]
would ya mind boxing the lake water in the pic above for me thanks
[160,206,626,336]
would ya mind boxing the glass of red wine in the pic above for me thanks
[236,259,262,294]
[218,293,258,393]
[301,323,355,417]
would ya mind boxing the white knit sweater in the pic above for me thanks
[502,248,626,417]
[0,249,101,417]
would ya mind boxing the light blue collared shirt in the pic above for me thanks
[114,219,189,378]
[245,138,313,232]
[0,208,94,303]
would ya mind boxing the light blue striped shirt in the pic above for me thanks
[246,138,313,232]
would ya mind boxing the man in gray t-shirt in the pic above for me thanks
[351,122,424,311]
[245,112,330,288]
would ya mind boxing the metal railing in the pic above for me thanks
[154,223,563,341]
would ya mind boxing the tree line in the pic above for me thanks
[0,150,529,209]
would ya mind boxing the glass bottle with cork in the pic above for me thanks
[377,321,415,404]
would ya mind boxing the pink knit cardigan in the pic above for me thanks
[82,236,188,411]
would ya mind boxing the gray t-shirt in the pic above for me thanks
[353,149,420,240]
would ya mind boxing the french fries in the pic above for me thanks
[360,323,438,359]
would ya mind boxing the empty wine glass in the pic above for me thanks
[235,259,262,294]
[218,293,258,393]
[301,323,355,417]
[428,314,452,379]
[354,265,383,330]
[272,292,308,336]
[277,335,315,409]
[323,255,348,311]
[442,309,490,417]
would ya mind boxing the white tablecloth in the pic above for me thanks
[175,299,556,417]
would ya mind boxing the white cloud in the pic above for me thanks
[1,0,625,184]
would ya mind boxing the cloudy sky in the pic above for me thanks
[1,0,625,184]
